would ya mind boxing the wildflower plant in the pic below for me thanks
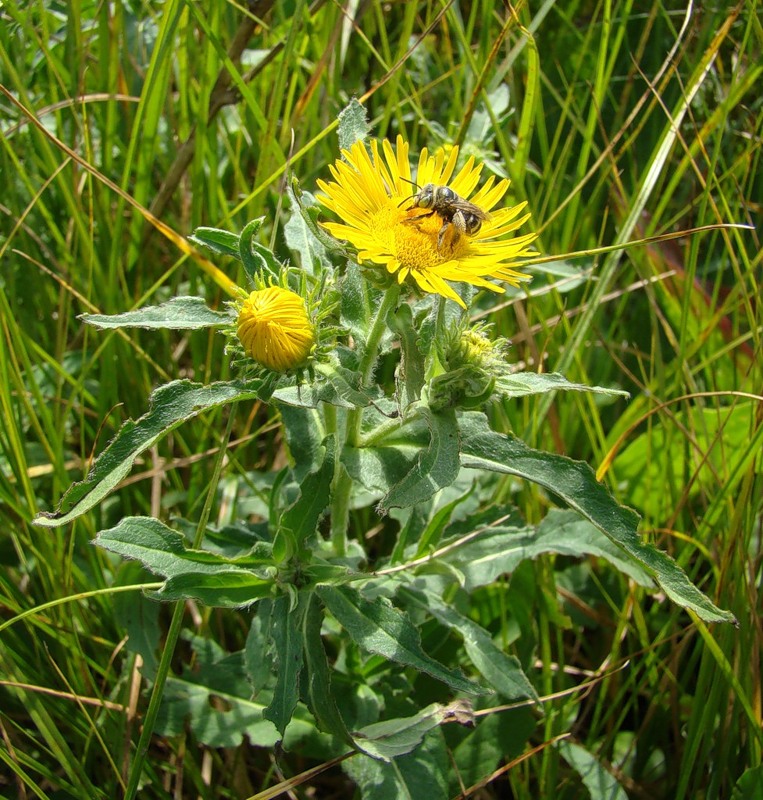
[36,104,734,791]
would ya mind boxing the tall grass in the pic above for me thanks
[1,1,760,797]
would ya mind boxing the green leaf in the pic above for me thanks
[245,599,276,697]
[157,633,337,758]
[301,593,356,746]
[458,413,736,624]
[450,708,536,795]
[389,303,426,410]
[411,485,475,560]
[273,364,373,409]
[345,738,446,798]
[337,98,369,151]
[316,585,484,695]
[352,704,456,764]
[95,516,273,577]
[34,379,264,527]
[279,404,326,481]
[340,262,373,344]
[80,296,232,330]
[157,639,280,748]
[440,508,654,591]
[238,217,280,282]
[276,436,335,557]
[495,371,629,399]
[732,765,763,800]
[399,586,538,702]
[284,185,332,274]
[289,175,349,256]
[188,227,241,260]
[263,594,307,737]
[381,407,460,511]
[343,442,418,496]
[558,740,629,800]
[155,571,274,608]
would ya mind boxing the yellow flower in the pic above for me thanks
[317,136,536,307]
[236,287,315,372]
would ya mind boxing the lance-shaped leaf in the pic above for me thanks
[353,702,464,761]
[495,370,629,399]
[274,436,335,562]
[458,413,735,624]
[344,726,449,796]
[389,303,426,410]
[263,594,307,737]
[284,185,333,274]
[398,585,538,703]
[558,741,629,800]
[273,363,373,409]
[439,508,654,591]
[95,517,275,608]
[80,296,233,330]
[337,97,369,150]
[154,570,274,608]
[95,516,269,576]
[280,405,325,481]
[35,379,265,527]
[380,407,460,511]
[301,593,357,748]
[316,585,484,695]
[340,262,373,344]
[290,176,350,258]
[239,218,280,282]
[188,227,241,260]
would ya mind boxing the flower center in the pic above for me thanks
[369,203,470,270]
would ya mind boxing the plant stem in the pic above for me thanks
[358,283,401,389]
[123,409,236,800]
[329,285,400,555]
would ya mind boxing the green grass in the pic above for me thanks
[1,1,761,798]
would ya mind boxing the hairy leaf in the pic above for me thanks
[35,379,264,527]
[188,227,241,259]
[263,594,307,737]
[495,370,629,399]
[380,407,460,510]
[439,509,653,591]
[276,436,335,558]
[154,570,274,608]
[399,586,538,702]
[95,516,272,577]
[337,97,369,151]
[317,585,484,695]
[81,296,232,330]
[458,413,735,624]
[345,724,449,795]
[301,593,356,746]
[558,740,629,800]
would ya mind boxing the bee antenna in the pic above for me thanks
[397,175,420,208]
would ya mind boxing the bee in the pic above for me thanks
[402,182,490,249]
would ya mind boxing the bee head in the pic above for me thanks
[415,183,437,209]
[397,175,421,208]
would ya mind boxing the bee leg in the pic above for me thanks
[452,210,468,236]
[437,221,453,249]
[403,209,435,227]
[438,212,467,249]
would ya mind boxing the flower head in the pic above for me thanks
[236,286,315,372]
[428,323,509,410]
[317,136,536,307]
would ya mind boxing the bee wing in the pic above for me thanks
[455,199,491,220]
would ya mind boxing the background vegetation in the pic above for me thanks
[1,1,760,798]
